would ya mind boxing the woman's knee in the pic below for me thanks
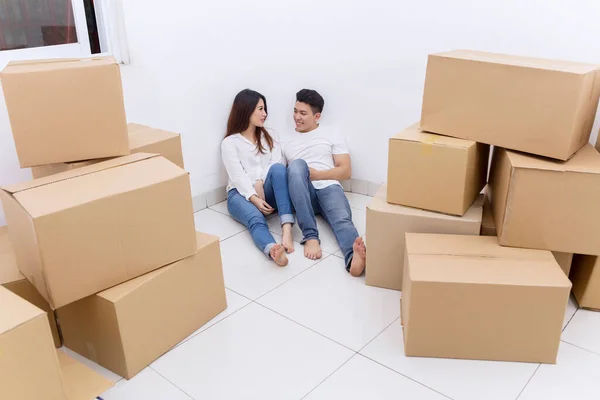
[247,213,268,230]
[269,163,287,177]
[288,159,308,178]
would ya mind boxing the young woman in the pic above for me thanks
[221,89,295,266]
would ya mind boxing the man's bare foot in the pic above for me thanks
[349,237,366,277]
[281,223,295,254]
[304,239,322,261]
[270,244,288,267]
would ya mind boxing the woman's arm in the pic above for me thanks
[221,140,257,201]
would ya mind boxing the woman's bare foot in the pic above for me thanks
[281,223,295,254]
[270,244,288,267]
[304,239,322,260]
[349,237,366,277]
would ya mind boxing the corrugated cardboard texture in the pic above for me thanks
[480,192,573,276]
[402,234,571,364]
[1,154,197,308]
[365,185,482,291]
[570,255,600,310]
[0,227,61,347]
[31,123,184,178]
[0,57,129,167]
[387,123,488,215]
[489,144,600,255]
[58,232,227,379]
[421,50,600,160]
[0,287,112,400]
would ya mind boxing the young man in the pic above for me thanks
[282,89,366,277]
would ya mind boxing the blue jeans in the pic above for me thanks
[287,159,359,271]
[227,163,294,257]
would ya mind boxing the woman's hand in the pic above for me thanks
[250,195,274,215]
[254,180,266,201]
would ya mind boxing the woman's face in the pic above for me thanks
[250,98,267,128]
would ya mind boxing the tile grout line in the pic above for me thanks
[356,316,400,354]
[252,301,358,353]
[560,339,600,357]
[561,298,579,332]
[357,353,455,400]
[299,353,358,400]
[515,364,541,400]
[149,366,196,400]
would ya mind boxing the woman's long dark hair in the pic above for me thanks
[225,89,274,154]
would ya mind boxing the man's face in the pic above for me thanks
[294,101,320,133]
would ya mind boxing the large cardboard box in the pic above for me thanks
[489,144,600,255]
[0,153,197,309]
[31,123,185,178]
[421,50,600,160]
[480,193,573,276]
[1,227,61,347]
[58,232,227,379]
[387,124,488,215]
[570,255,600,310]
[366,185,483,291]
[0,286,113,399]
[0,57,129,167]
[401,234,571,363]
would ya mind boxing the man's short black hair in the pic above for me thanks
[296,89,324,114]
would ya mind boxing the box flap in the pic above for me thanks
[405,234,570,287]
[2,153,159,194]
[369,185,483,222]
[0,286,44,335]
[506,144,600,174]
[1,56,117,74]
[432,50,600,74]
[99,232,218,303]
[393,122,475,149]
[57,350,114,400]
[0,227,25,285]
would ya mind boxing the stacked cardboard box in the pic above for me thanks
[0,56,227,386]
[382,49,600,364]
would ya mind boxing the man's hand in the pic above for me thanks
[250,195,274,215]
[254,180,266,200]
[309,168,321,181]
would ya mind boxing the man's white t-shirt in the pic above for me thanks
[282,125,349,189]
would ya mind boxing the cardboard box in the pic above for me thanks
[480,193,573,276]
[1,227,61,347]
[387,124,489,215]
[31,123,185,178]
[0,153,197,309]
[401,234,571,363]
[0,57,129,167]
[0,286,113,399]
[570,254,600,310]
[489,144,600,255]
[58,232,227,379]
[421,50,600,160]
[366,185,483,291]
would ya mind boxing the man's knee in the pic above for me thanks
[288,159,308,179]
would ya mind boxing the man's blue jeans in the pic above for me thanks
[227,163,294,257]
[287,159,359,271]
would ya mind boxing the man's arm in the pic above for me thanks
[310,154,352,181]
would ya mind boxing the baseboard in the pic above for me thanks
[192,179,383,213]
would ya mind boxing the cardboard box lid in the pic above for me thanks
[405,234,571,287]
[98,232,219,303]
[0,285,44,335]
[369,185,483,221]
[1,56,117,74]
[57,350,113,400]
[392,123,475,149]
[507,144,600,174]
[0,226,24,285]
[128,123,180,149]
[432,50,599,74]
[2,153,186,218]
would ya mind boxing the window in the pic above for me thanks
[0,0,129,66]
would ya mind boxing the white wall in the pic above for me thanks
[2,0,600,225]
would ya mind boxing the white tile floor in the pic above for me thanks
[91,193,600,400]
